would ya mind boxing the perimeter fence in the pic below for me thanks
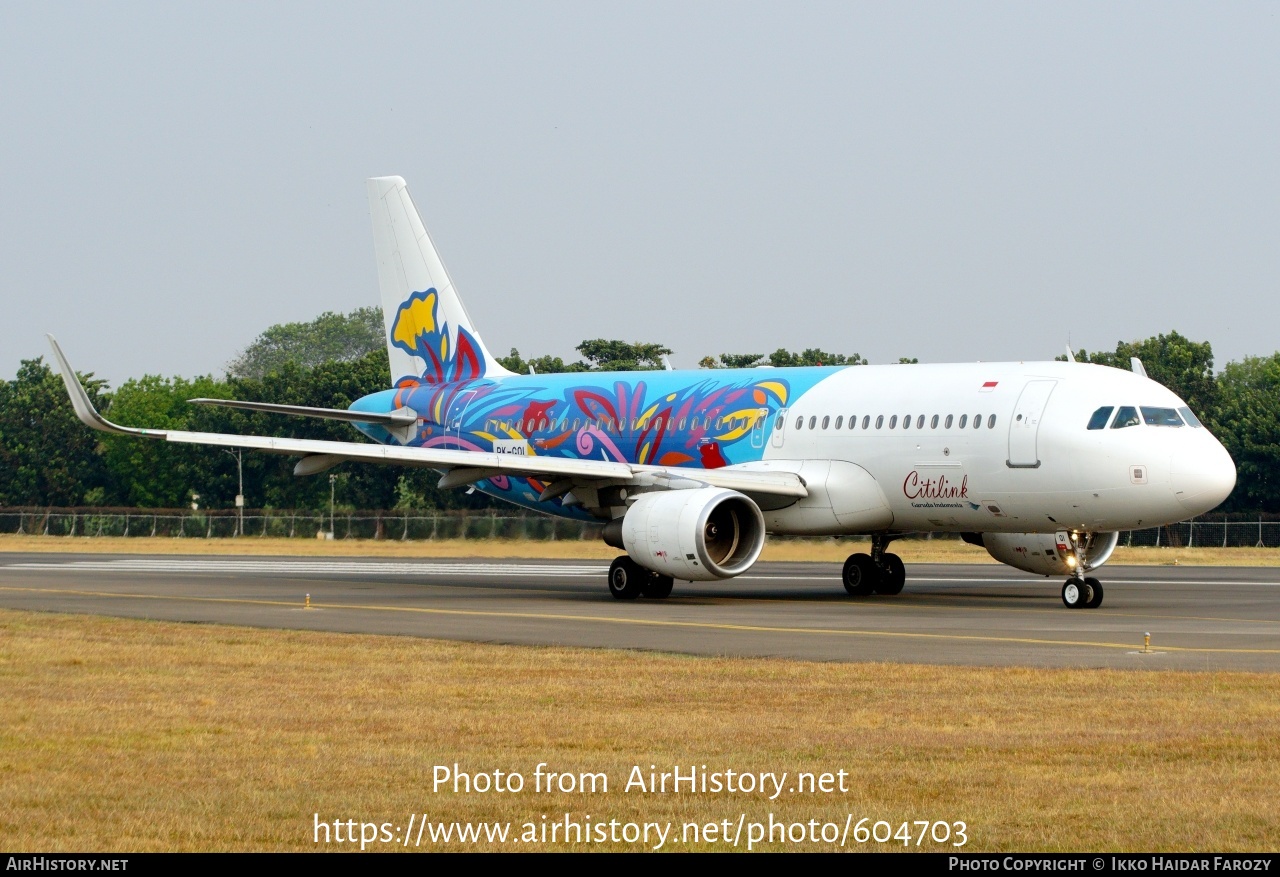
[0,508,602,541]
[1,508,1279,548]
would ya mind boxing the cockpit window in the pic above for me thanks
[1087,406,1114,430]
[1141,407,1184,427]
[1111,406,1140,429]
[1178,406,1203,428]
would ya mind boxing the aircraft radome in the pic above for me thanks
[49,176,1237,608]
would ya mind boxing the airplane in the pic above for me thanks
[48,175,1237,608]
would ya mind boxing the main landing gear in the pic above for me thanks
[842,535,906,597]
[608,556,674,600]
[1062,576,1104,609]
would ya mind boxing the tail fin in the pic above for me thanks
[366,176,513,386]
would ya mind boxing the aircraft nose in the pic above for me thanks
[1172,440,1237,514]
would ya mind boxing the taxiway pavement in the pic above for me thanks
[1,552,1277,670]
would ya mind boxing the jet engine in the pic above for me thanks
[615,488,766,581]
[964,530,1120,577]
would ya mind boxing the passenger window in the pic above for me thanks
[888,415,898,428]
[987,414,996,428]
[903,414,911,429]
[1111,406,1140,429]
[1087,407,1114,430]
[862,415,870,429]
[875,415,883,429]
[834,416,843,429]
[821,416,830,429]
[944,414,953,429]
[774,413,784,429]
[809,416,817,429]
[974,414,982,429]
[918,415,926,429]
[795,416,804,430]
[1178,406,1203,428]
[958,414,967,429]
[931,414,939,429]
[1142,407,1184,427]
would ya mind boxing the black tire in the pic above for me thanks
[608,556,644,600]
[1084,577,1104,609]
[1062,579,1088,608]
[875,553,906,595]
[843,553,878,596]
[642,574,674,599]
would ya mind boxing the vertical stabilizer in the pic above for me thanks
[367,176,513,386]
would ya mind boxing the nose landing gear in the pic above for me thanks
[1061,532,1105,608]
[1062,575,1104,609]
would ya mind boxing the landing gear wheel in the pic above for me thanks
[642,574,674,599]
[875,553,906,595]
[608,556,644,600]
[1062,579,1090,609]
[843,553,878,596]
[1084,577,1104,609]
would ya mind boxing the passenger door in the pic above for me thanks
[1007,380,1057,468]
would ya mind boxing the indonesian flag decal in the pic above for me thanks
[979,380,998,392]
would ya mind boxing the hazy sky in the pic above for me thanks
[3,2,1277,386]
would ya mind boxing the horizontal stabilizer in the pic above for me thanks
[189,398,417,427]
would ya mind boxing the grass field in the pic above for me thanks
[1,609,1278,852]
[1,533,1277,566]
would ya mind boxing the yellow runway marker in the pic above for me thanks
[2,584,1280,656]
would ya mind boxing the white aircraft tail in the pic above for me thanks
[367,176,513,386]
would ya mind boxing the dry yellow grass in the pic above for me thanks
[1,609,1277,852]
[2,532,1277,566]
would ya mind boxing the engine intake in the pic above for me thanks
[618,488,766,581]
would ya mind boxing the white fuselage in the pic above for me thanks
[751,360,1234,536]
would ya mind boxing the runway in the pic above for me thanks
[1,552,1279,670]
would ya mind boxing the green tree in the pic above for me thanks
[227,306,384,379]
[767,348,868,367]
[0,358,110,506]
[575,340,672,371]
[101,373,231,507]
[1211,354,1280,512]
[701,353,766,369]
[497,348,586,375]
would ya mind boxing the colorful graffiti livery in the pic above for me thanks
[353,366,831,515]
[390,289,489,386]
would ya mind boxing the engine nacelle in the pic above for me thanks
[966,530,1120,576]
[619,488,766,581]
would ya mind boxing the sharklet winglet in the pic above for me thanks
[45,335,163,438]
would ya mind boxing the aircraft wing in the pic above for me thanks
[47,336,808,500]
